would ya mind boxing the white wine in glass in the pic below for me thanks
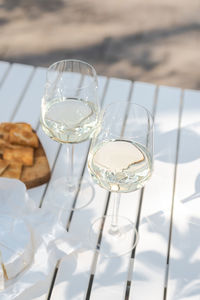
[88,101,153,257]
[42,98,99,144]
[41,60,100,210]
[89,139,152,193]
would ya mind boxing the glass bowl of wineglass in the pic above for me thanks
[40,59,100,210]
[88,101,153,257]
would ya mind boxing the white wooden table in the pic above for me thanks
[0,61,200,300]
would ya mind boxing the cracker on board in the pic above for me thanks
[2,162,22,179]
[9,127,39,148]
[0,123,33,141]
[3,147,34,166]
[0,123,31,132]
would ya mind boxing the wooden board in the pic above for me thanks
[0,124,51,189]
[21,136,51,189]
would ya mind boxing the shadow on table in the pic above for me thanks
[51,119,200,299]
[181,173,200,204]
[135,210,200,299]
[16,117,200,298]
[154,122,200,164]
[32,197,200,300]
[76,209,200,299]
[154,121,200,206]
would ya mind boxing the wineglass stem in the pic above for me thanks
[66,143,75,191]
[109,193,121,236]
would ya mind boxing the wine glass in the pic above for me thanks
[41,59,100,210]
[88,101,153,257]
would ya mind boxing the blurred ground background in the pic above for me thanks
[0,0,200,89]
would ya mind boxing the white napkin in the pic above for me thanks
[0,178,80,300]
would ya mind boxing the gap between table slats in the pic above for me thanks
[163,90,184,300]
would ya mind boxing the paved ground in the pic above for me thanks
[0,0,200,89]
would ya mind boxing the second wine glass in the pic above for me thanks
[88,101,153,257]
[41,59,100,210]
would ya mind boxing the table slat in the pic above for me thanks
[12,67,46,129]
[132,81,157,115]
[166,89,200,300]
[0,63,34,122]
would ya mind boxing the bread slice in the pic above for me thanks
[0,123,31,132]
[0,123,12,141]
[9,127,39,148]
[0,123,34,143]
[0,159,9,175]
[2,162,22,179]
[3,147,34,166]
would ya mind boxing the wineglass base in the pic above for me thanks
[89,215,139,258]
[49,176,95,211]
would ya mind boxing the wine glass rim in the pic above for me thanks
[46,59,98,90]
[103,101,154,130]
